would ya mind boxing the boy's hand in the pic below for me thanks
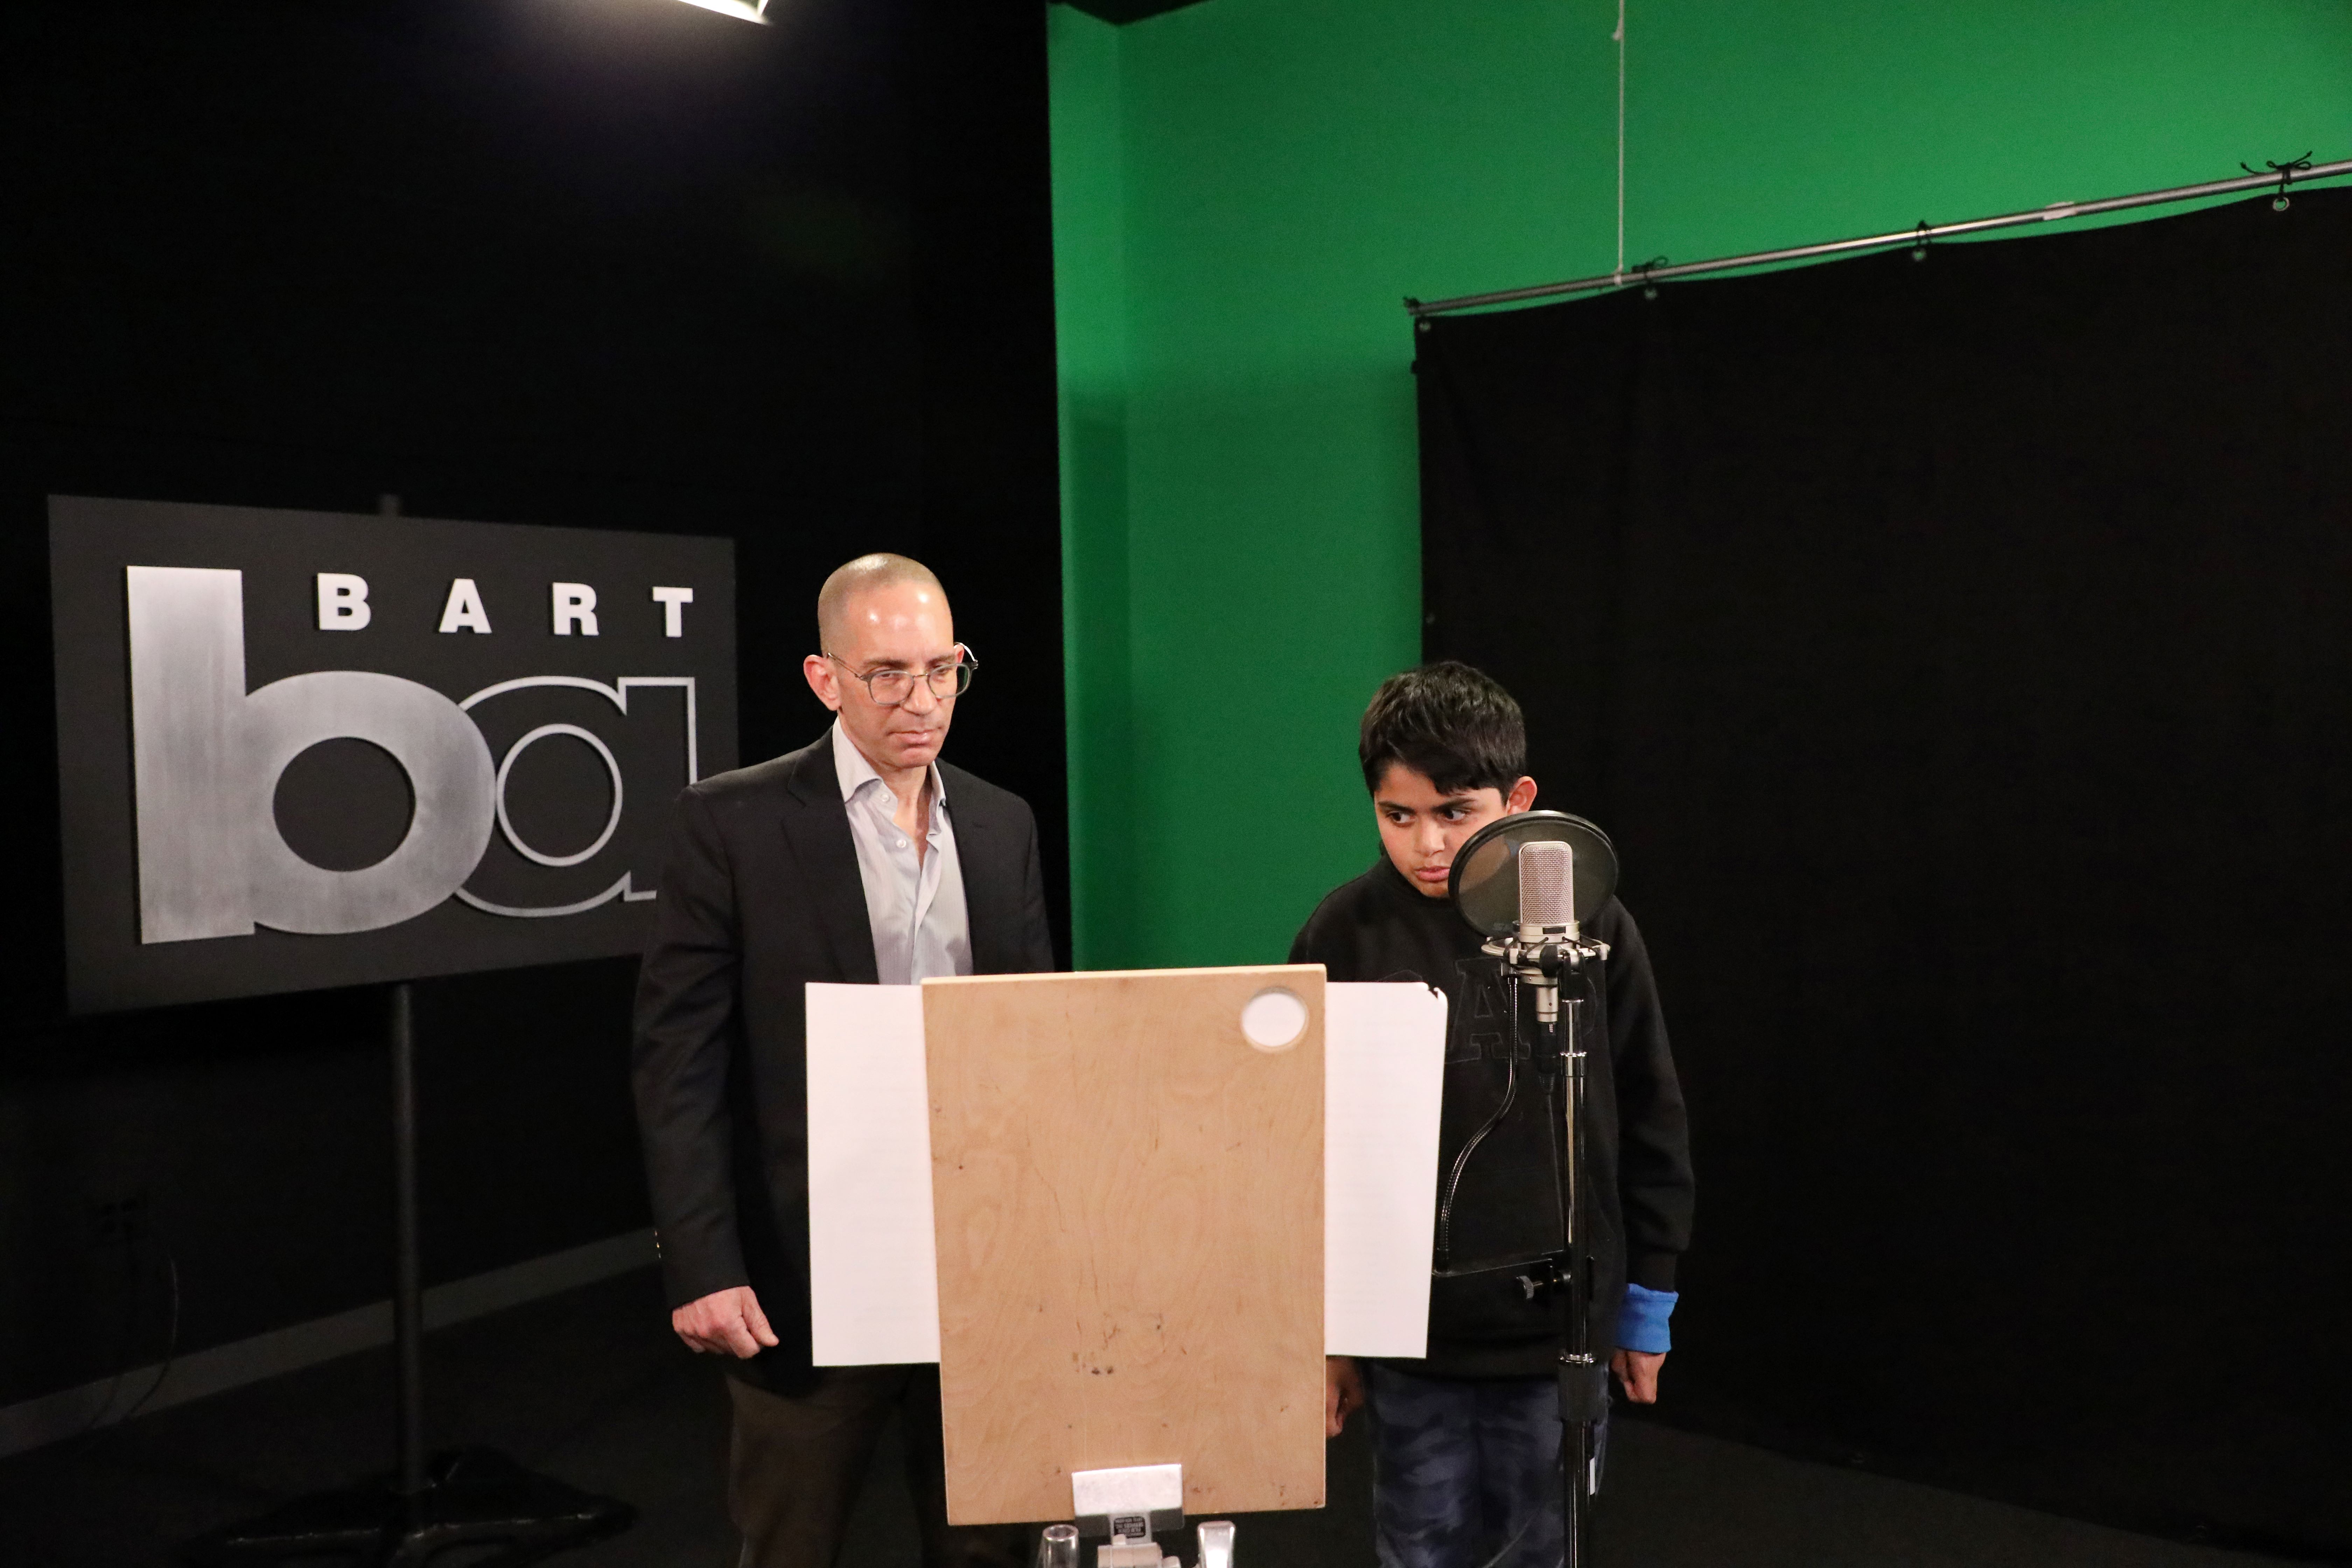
[1610,1348,1665,1404]
[1325,1356,1365,1435]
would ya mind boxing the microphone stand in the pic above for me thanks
[1485,919,1610,1568]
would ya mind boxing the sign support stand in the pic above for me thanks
[184,983,634,1567]
[391,981,426,1507]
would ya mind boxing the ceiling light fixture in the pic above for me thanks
[667,0,769,22]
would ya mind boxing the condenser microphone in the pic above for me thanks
[1517,839,1577,940]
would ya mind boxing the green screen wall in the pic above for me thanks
[1050,0,2352,972]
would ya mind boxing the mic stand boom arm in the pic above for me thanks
[1485,923,1611,1568]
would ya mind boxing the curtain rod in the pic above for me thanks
[1405,155,2351,320]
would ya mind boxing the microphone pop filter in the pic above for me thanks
[1447,811,1619,939]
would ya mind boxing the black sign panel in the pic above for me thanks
[50,495,737,1014]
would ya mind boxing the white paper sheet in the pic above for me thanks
[1324,982,1448,1358]
[804,977,1447,1365]
[805,984,939,1365]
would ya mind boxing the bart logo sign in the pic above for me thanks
[50,496,737,1013]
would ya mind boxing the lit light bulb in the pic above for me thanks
[668,0,768,22]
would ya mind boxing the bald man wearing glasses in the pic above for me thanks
[632,553,1050,1568]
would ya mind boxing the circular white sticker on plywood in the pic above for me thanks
[1240,987,1308,1052]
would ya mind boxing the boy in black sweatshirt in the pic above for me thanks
[1292,662,1694,1568]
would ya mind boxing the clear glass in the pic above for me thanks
[1036,1523,1080,1568]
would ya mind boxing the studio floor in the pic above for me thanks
[0,1270,2299,1568]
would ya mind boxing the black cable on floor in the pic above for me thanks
[69,1239,181,1451]
[68,1232,147,1443]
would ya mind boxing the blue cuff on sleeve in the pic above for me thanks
[1615,1283,1678,1354]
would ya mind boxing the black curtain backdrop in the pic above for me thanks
[0,0,1062,1420]
[1417,189,2352,1555]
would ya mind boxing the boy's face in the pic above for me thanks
[1372,763,1539,899]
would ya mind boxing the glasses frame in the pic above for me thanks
[826,644,977,708]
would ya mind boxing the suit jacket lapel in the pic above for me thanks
[777,733,880,985]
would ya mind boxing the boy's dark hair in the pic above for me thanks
[1358,661,1527,796]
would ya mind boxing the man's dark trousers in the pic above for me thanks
[726,1366,1028,1568]
[632,734,1057,1568]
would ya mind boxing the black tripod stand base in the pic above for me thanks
[183,1446,634,1567]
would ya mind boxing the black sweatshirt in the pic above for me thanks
[1291,856,1695,1378]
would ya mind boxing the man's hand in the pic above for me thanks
[672,1286,779,1359]
[1610,1348,1665,1404]
[1325,1356,1365,1436]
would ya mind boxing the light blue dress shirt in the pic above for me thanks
[831,720,972,985]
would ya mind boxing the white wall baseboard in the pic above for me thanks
[0,1228,656,1461]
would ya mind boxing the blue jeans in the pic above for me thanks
[1363,1363,1606,1568]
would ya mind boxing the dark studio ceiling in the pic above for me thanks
[1058,0,1211,22]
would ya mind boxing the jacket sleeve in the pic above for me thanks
[631,785,751,1309]
[1014,804,1056,973]
[1603,905,1696,1292]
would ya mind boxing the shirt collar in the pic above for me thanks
[830,718,948,808]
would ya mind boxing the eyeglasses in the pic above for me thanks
[826,645,976,708]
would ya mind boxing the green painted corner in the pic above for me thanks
[1050,6,1140,969]
[1053,0,2352,971]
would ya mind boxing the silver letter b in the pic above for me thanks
[124,566,496,942]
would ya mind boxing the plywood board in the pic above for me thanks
[923,966,1325,1525]
[804,980,1444,1367]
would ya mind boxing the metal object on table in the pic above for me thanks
[1071,1461,1184,1564]
[1037,1523,1081,1568]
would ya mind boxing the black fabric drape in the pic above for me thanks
[1416,189,2352,1554]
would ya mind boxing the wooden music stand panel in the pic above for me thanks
[923,966,1326,1526]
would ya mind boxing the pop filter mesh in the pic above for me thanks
[1448,811,1619,939]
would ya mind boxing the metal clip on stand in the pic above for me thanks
[1447,813,1621,1568]
[1056,1464,1237,1568]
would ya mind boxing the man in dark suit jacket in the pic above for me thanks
[632,553,1051,1568]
